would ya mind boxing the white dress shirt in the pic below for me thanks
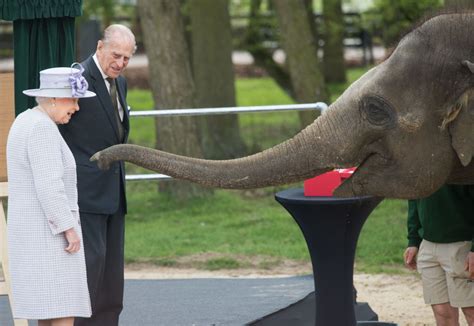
[92,54,124,121]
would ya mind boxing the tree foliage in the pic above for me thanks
[81,0,115,24]
[364,0,443,47]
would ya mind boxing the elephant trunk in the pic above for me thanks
[92,104,359,189]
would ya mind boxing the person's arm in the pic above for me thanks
[27,120,77,235]
[405,200,422,270]
[407,200,422,248]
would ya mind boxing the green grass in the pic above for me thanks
[236,78,301,150]
[127,90,155,148]
[125,183,308,262]
[356,199,408,273]
[124,66,409,274]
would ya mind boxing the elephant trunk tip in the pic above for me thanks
[90,150,112,171]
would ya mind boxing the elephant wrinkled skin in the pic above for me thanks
[92,12,474,199]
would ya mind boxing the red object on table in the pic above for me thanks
[304,168,356,196]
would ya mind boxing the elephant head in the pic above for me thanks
[92,12,474,199]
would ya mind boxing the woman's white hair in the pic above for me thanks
[35,97,50,105]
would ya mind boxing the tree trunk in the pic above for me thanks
[304,0,318,44]
[137,0,210,199]
[189,0,247,159]
[243,0,294,98]
[272,0,330,128]
[323,0,346,83]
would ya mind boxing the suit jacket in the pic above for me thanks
[59,56,129,215]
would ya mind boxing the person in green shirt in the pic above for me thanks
[404,184,474,325]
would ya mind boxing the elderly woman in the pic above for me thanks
[6,64,95,326]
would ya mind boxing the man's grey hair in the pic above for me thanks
[102,24,137,54]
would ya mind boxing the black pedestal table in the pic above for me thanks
[275,188,383,326]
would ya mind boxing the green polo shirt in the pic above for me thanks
[407,184,474,251]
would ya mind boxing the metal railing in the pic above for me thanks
[126,101,328,181]
[130,102,328,118]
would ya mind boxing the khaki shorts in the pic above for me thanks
[417,240,474,307]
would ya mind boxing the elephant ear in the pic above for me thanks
[447,86,474,167]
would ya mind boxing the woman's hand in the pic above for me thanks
[64,228,81,254]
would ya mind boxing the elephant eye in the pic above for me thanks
[360,96,395,127]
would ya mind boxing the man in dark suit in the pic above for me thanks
[60,24,136,326]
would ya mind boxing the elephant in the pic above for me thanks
[91,12,474,200]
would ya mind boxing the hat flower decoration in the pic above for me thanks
[69,63,89,97]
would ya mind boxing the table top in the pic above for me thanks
[275,188,378,205]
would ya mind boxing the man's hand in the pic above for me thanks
[404,247,418,270]
[464,251,474,279]
[64,228,81,254]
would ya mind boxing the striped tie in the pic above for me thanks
[107,77,124,142]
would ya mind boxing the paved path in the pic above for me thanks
[0,275,314,326]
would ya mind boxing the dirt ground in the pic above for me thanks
[124,263,470,326]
